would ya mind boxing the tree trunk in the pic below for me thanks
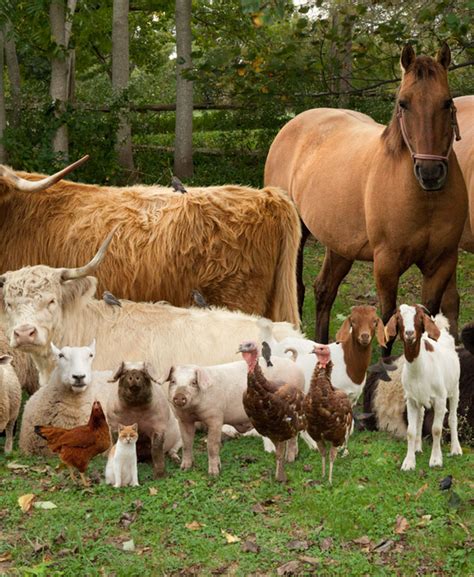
[65,0,77,103]
[112,0,135,177]
[0,30,6,163]
[174,0,193,179]
[329,0,353,106]
[3,20,21,128]
[49,0,69,160]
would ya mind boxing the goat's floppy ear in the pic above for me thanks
[195,367,210,390]
[143,361,158,383]
[384,313,399,341]
[109,361,125,383]
[422,313,440,341]
[375,317,387,347]
[336,317,351,342]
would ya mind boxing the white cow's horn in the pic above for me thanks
[60,226,118,281]
[11,155,89,192]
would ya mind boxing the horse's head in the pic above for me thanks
[396,43,460,191]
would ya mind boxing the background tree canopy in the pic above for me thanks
[0,0,472,185]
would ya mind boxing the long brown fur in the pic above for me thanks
[0,176,300,325]
[265,45,467,343]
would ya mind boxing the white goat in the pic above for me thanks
[385,305,462,471]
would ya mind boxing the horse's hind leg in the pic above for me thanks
[296,219,312,317]
[314,249,353,343]
[440,271,460,341]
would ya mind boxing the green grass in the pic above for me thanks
[1,242,473,577]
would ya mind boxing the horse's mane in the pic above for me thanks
[381,56,446,157]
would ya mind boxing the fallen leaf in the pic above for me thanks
[303,464,312,472]
[299,556,321,566]
[137,546,152,556]
[18,494,35,513]
[133,500,143,511]
[185,521,205,531]
[251,503,266,514]
[7,462,29,471]
[414,483,429,500]
[221,530,240,544]
[241,540,260,553]
[33,501,57,510]
[148,487,158,496]
[119,512,137,528]
[394,515,409,534]
[373,539,395,553]
[122,539,135,552]
[287,539,309,551]
[417,514,432,527]
[32,541,47,554]
[0,552,12,562]
[320,537,333,551]
[353,535,371,546]
[277,560,300,575]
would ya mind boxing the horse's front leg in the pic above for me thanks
[440,272,460,341]
[296,219,312,317]
[314,249,353,343]
[373,252,401,357]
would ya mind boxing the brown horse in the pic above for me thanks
[264,44,468,354]
[440,95,474,335]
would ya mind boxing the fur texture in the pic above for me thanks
[0,356,21,453]
[0,172,300,325]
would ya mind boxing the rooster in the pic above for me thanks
[35,401,111,486]
[304,345,353,484]
[239,340,306,482]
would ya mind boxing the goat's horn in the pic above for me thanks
[60,226,119,281]
[11,155,89,193]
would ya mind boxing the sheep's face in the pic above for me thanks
[51,340,96,393]
[167,366,208,410]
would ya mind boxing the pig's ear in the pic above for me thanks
[195,367,210,390]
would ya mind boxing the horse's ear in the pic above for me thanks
[436,43,451,69]
[384,313,399,341]
[422,313,441,341]
[400,44,416,74]
[336,317,351,342]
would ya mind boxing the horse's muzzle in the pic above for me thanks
[414,160,448,191]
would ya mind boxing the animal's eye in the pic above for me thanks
[443,98,453,109]
[192,379,198,387]
[89,353,94,358]
[49,299,56,306]
[399,100,409,110]
[58,353,64,359]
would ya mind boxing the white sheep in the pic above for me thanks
[385,305,462,471]
[0,355,21,453]
[19,341,114,456]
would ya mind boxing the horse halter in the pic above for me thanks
[397,102,461,163]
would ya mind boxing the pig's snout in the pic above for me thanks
[173,393,188,408]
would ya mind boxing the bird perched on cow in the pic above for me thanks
[103,291,122,307]
[239,340,306,482]
[35,401,111,486]
[191,289,211,309]
[171,176,187,193]
[304,344,353,484]
[261,341,273,367]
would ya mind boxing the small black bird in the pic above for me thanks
[261,341,273,367]
[103,291,122,307]
[171,176,187,193]
[439,475,453,491]
[191,289,211,309]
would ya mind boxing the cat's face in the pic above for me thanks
[118,423,139,444]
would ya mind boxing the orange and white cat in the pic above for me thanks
[105,423,139,487]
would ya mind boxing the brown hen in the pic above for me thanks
[304,345,353,484]
[35,401,111,486]
[239,340,306,482]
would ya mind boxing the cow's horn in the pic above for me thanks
[12,155,89,192]
[60,226,118,281]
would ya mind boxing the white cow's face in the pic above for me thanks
[51,340,96,392]
[0,265,96,353]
